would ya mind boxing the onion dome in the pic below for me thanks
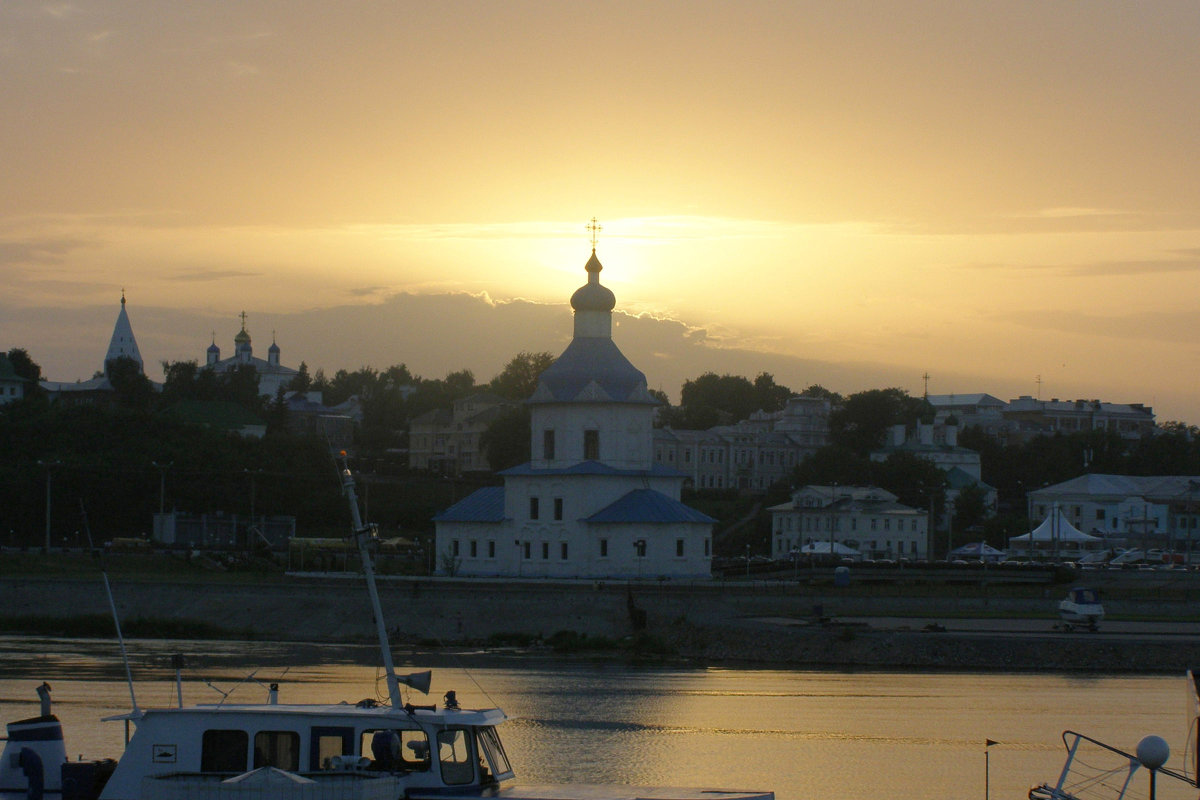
[570,251,616,312]
[234,327,251,345]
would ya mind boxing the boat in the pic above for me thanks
[1,458,775,800]
[1057,586,1104,631]
[1028,671,1200,800]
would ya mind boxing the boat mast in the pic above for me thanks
[339,454,402,710]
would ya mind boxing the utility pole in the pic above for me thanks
[36,459,61,553]
[152,461,173,515]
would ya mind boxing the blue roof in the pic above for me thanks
[432,486,506,523]
[583,489,716,524]
[500,461,686,478]
[529,337,657,405]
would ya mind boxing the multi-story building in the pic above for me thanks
[408,393,516,475]
[1004,396,1155,442]
[0,354,29,405]
[1027,474,1200,553]
[769,485,929,560]
[926,393,1008,436]
[652,395,831,492]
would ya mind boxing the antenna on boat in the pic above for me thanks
[80,500,139,716]
[338,451,404,710]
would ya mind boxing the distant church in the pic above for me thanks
[41,292,153,403]
[433,231,715,579]
[205,313,298,398]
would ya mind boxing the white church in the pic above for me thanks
[205,312,299,397]
[433,244,716,579]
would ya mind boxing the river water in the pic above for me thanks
[1,636,1195,800]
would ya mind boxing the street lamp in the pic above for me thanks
[36,459,61,553]
[151,461,173,515]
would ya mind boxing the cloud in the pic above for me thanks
[958,249,1200,277]
[0,236,92,265]
[166,269,262,282]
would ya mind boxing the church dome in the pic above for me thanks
[268,340,280,354]
[569,251,616,312]
[234,327,251,345]
[530,337,655,405]
[207,341,220,354]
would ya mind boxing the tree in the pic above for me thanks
[488,351,554,400]
[829,388,927,456]
[106,356,155,410]
[869,451,947,513]
[287,361,312,393]
[799,384,842,403]
[752,372,793,413]
[480,405,531,471]
[6,348,42,383]
[952,483,989,532]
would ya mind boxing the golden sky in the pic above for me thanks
[3,2,1200,419]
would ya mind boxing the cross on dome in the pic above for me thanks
[587,217,601,252]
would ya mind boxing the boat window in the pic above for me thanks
[253,731,300,771]
[437,728,474,785]
[477,726,513,781]
[309,726,355,771]
[360,729,431,772]
[201,729,248,773]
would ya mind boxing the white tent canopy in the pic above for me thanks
[949,541,1006,561]
[1010,507,1101,543]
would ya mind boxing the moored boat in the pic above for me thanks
[0,460,774,800]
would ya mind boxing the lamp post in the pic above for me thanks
[151,461,172,515]
[828,482,837,563]
[36,459,61,553]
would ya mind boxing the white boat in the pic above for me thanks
[1,461,775,800]
[1057,587,1104,631]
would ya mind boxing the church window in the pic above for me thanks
[560,542,568,560]
[543,430,555,460]
[554,498,563,521]
[487,540,495,558]
[599,539,608,557]
[633,539,647,558]
[469,540,477,558]
[452,540,460,556]
[529,498,539,520]
[541,542,549,560]
[676,539,684,557]
[584,430,599,460]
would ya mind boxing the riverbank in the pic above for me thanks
[4,571,1200,672]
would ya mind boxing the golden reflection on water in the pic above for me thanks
[1,638,1192,800]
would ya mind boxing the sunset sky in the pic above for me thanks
[3,2,1200,421]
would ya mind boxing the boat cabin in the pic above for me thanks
[99,699,513,799]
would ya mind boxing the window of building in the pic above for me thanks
[469,540,477,558]
[634,539,647,557]
[704,538,711,556]
[487,540,495,558]
[541,542,549,559]
[1096,509,1105,520]
[543,430,555,460]
[676,539,684,557]
[560,542,568,560]
[599,539,608,557]
[202,730,248,773]
[554,498,563,521]
[522,541,530,559]
[883,519,890,531]
[452,540,460,556]
[529,497,539,520]
[254,731,300,771]
[584,430,600,460]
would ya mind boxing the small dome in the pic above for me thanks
[268,340,280,353]
[570,251,615,312]
[234,327,251,345]
[207,341,220,353]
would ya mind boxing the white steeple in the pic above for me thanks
[104,291,144,375]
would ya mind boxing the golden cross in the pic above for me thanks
[587,217,602,251]
[240,310,248,329]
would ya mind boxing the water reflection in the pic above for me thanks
[0,636,1192,800]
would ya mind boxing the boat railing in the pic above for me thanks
[1029,730,1198,800]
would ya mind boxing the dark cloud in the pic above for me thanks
[167,269,262,282]
[0,236,92,265]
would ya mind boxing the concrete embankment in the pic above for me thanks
[3,575,1199,671]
